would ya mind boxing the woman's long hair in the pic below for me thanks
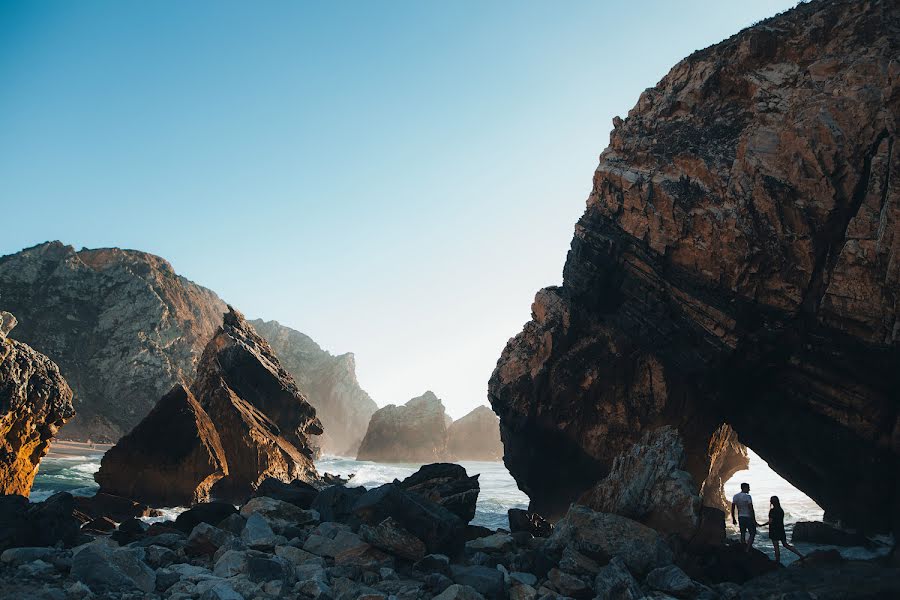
[770,495,782,516]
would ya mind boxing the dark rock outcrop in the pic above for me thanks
[399,463,480,524]
[447,406,503,461]
[0,242,227,441]
[488,0,900,533]
[250,319,378,456]
[0,311,75,496]
[94,384,228,505]
[357,391,452,463]
[192,307,323,501]
[791,521,876,548]
[0,492,81,551]
[508,508,552,538]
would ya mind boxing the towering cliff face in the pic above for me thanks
[489,0,899,533]
[0,311,75,496]
[250,319,377,456]
[0,242,226,441]
[447,406,504,461]
[357,391,452,463]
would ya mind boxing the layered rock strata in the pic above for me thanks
[357,392,452,463]
[250,319,378,456]
[447,406,504,461]
[0,311,75,496]
[489,0,899,532]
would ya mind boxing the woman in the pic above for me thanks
[764,496,804,563]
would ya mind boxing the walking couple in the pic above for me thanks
[731,482,805,563]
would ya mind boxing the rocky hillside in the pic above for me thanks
[0,310,75,496]
[250,319,377,456]
[489,0,899,534]
[357,392,452,463]
[447,406,503,461]
[0,242,226,441]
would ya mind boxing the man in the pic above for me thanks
[731,482,757,551]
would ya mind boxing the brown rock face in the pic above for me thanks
[0,312,75,496]
[447,406,504,461]
[357,392,451,463]
[94,384,228,506]
[489,0,899,533]
[193,307,323,501]
[0,242,227,441]
[250,319,378,456]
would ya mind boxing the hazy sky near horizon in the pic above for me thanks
[1,0,796,418]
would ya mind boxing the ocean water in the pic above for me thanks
[29,445,892,564]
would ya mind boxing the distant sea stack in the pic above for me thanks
[96,307,323,504]
[489,0,899,532]
[251,319,377,456]
[0,311,75,496]
[448,406,503,461]
[0,242,226,442]
[357,391,452,463]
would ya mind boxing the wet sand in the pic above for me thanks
[47,440,112,458]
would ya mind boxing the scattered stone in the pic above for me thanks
[450,564,506,600]
[646,565,697,598]
[508,509,552,538]
[434,583,487,600]
[312,484,366,524]
[547,567,591,599]
[360,516,427,561]
[241,512,286,549]
[186,522,235,556]
[415,553,452,576]
[175,501,238,533]
[217,512,247,535]
[465,532,515,553]
[240,495,318,533]
[253,477,319,508]
[71,542,156,593]
[593,557,643,600]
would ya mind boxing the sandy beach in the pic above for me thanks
[46,439,112,458]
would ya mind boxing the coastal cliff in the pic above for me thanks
[489,0,899,533]
[357,392,452,463]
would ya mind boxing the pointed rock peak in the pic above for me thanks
[0,311,17,339]
[408,390,441,406]
[223,305,247,328]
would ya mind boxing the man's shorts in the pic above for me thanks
[739,516,757,536]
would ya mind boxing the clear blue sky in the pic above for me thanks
[0,0,796,418]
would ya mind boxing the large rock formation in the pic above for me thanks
[0,242,226,441]
[250,319,377,456]
[357,392,451,463]
[489,0,899,534]
[0,311,75,496]
[94,384,228,506]
[448,406,504,461]
[192,307,323,501]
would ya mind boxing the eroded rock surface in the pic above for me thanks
[488,0,900,531]
[94,384,228,506]
[251,319,378,456]
[357,391,452,463]
[0,312,75,496]
[448,406,503,461]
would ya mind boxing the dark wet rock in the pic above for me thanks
[357,391,452,463]
[239,496,318,534]
[682,542,776,585]
[81,516,116,534]
[353,482,466,556]
[558,547,601,577]
[791,520,876,548]
[94,384,228,506]
[447,406,503,461]
[110,517,148,545]
[0,493,81,551]
[739,561,900,599]
[434,583,487,600]
[487,0,900,534]
[312,484,367,524]
[508,509,552,538]
[592,556,643,600]
[547,567,591,599]
[0,313,74,496]
[360,517,427,561]
[415,553,452,576]
[253,477,319,509]
[73,492,152,523]
[175,501,238,533]
[71,541,156,593]
[646,565,697,598]
[400,463,480,523]
[186,523,235,556]
[450,565,505,600]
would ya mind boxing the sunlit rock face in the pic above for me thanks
[357,391,452,463]
[448,406,503,461]
[489,0,899,533]
[0,311,75,496]
[251,319,378,457]
[0,242,226,442]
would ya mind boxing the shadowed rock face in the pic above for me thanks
[0,311,75,496]
[193,307,323,501]
[0,242,226,442]
[489,0,899,532]
[448,406,503,461]
[357,392,451,463]
[94,384,228,506]
[250,320,378,456]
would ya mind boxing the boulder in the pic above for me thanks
[578,426,700,537]
[548,505,673,576]
[592,557,643,600]
[353,482,466,556]
[547,567,591,599]
[400,463,480,523]
[487,0,900,534]
[0,492,81,551]
[186,523,235,556]
[791,521,875,548]
[175,501,238,533]
[192,307,323,502]
[312,484,366,523]
[74,492,153,522]
[507,509,552,538]
[94,384,228,505]
[239,496,318,533]
[447,406,503,461]
[0,313,75,496]
[356,391,452,462]
[71,541,156,593]
[646,565,697,598]
[252,477,318,508]
[359,517,427,561]
[434,584,487,600]
[449,565,505,600]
